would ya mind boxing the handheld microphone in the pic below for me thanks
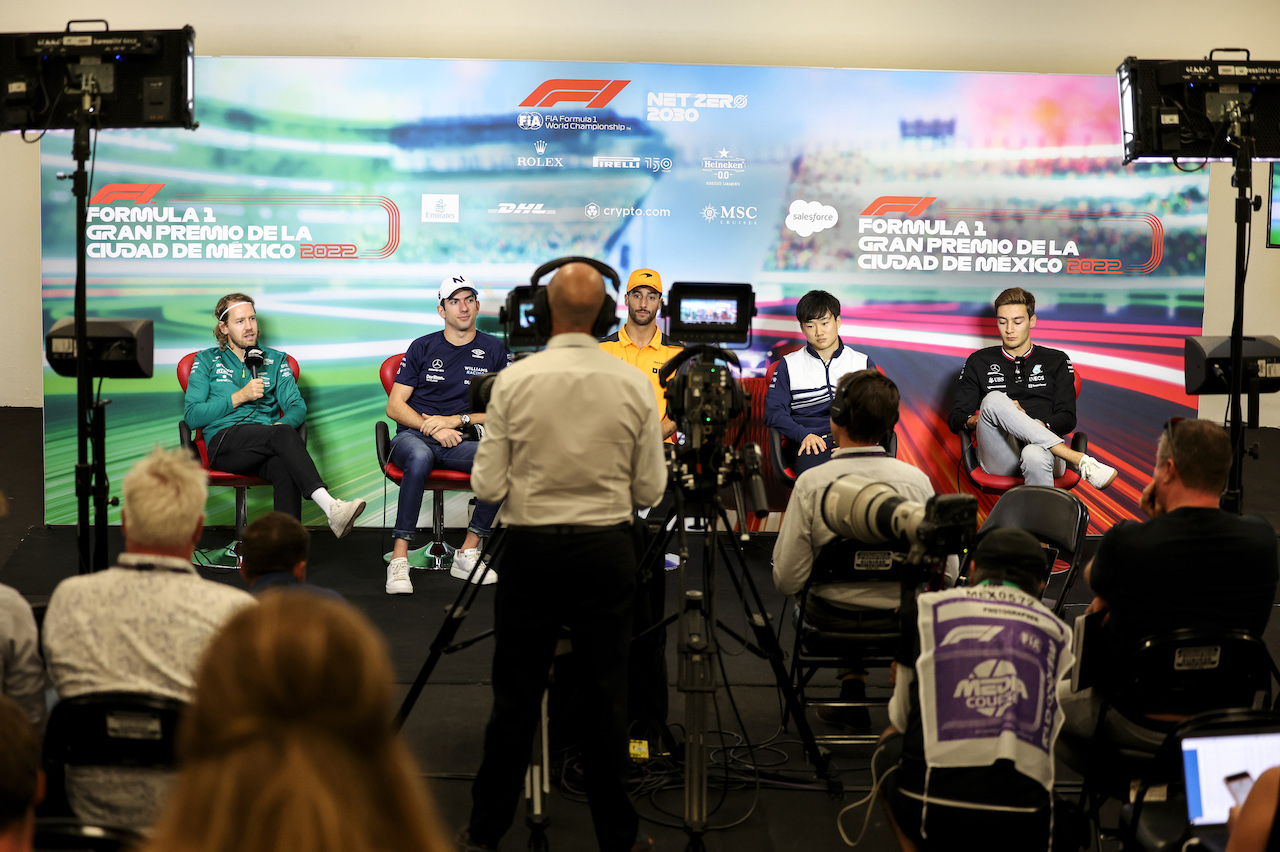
[244,347,265,379]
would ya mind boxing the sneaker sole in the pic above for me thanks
[450,567,497,585]
[332,500,367,539]
[1089,468,1118,489]
[385,584,413,594]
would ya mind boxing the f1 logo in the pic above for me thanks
[89,183,165,205]
[520,79,630,109]
[861,196,936,217]
[940,625,1003,646]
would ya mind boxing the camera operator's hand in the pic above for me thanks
[798,433,827,455]
[433,428,464,448]
[661,417,678,439]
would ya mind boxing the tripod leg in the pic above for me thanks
[525,682,551,851]
[712,506,834,783]
[393,530,507,731]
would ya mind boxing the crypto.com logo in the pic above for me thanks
[90,183,165,205]
[861,196,937,217]
[520,79,630,109]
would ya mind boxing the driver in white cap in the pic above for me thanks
[382,275,511,594]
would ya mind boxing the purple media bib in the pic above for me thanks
[915,586,1074,792]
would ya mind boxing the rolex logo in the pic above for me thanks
[534,140,547,154]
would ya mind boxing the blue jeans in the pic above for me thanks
[389,430,500,542]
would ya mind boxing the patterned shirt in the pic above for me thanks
[44,552,256,828]
[0,583,48,729]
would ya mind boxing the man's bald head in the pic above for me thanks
[547,262,607,335]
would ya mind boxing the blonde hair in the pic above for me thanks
[214,293,256,350]
[122,447,208,550]
[143,594,450,852]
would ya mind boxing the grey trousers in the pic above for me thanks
[975,391,1065,487]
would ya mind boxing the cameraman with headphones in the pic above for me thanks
[773,369,956,731]
[462,261,666,852]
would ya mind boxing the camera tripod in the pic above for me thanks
[638,481,838,852]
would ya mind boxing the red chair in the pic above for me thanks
[375,353,474,571]
[176,351,303,561]
[957,370,1087,494]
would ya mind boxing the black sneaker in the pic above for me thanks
[817,677,871,730]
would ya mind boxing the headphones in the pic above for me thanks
[528,256,621,339]
[829,382,852,429]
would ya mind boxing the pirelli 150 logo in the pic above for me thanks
[84,184,400,260]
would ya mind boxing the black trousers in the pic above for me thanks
[469,526,639,852]
[208,423,324,519]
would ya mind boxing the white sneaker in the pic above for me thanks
[451,548,497,585]
[386,557,413,594]
[1078,455,1118,489]
[328,498,366,539]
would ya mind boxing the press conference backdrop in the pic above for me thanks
[39,58,1206,530]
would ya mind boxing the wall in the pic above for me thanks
[3,0,1279,417]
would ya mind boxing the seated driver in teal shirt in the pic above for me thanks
[183,292,365,537]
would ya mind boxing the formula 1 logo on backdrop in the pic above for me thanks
[521,79,630,109]
[861,196,937,217]
[90,183,166,205]
[648,92,747,122]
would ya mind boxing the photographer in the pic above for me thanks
[875,529,1075,852]
[462,262,666,852]
[773,369,955,730]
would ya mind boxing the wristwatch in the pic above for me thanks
[459,413,471,428]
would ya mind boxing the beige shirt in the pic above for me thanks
[772,447,956,609]
[472,333,667,526]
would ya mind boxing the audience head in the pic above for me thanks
[0,694,41,850]
[145,593,449,852]
[213,293,257,350]
[122,447,207,557]
[547,262,606,335]
[969,528,1048,596]
[240,512,310,585]
[831,369,899,445]
[1156,418,1231,496]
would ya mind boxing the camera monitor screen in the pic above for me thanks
[679,299,738,326]
[666,282,755,345]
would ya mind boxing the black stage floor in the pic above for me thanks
[4,406,1280,851]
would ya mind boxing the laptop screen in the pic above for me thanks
[1182,730,1280,826]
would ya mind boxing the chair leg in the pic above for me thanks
[234,487,249,539]
[425,488,454,571]
[382,489,457,569]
